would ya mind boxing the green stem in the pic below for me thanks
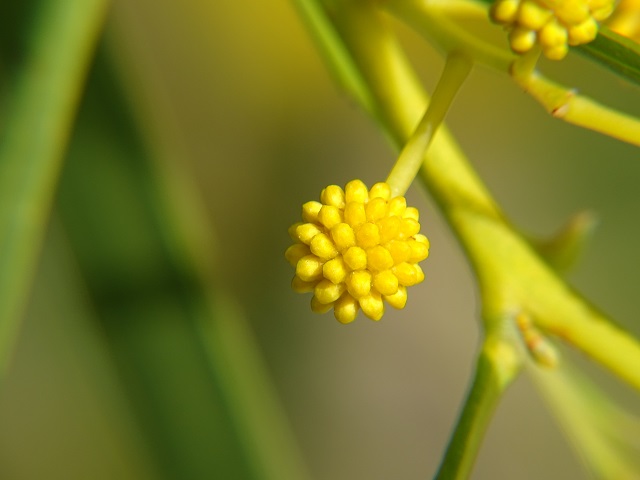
[510,50,640,147]
[386,52,473,197]
[324,0,501,218]
[292,0,374,114]
[435,334,521,479]
[0,0,109,376]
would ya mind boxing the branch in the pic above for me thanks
[435,332,522,479]
[301,0,640,390]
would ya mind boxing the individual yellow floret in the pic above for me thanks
[286,180,430,324]
[490,0,615,59]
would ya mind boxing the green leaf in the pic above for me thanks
[0,0,108,378]
[578,26,640,87]
[58,41,311,480]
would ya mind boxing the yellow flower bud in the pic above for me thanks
[344,202,367,226]
[302,201,322,223]
[384,286,408,310]
[491,0,520,24]
[345,179,368,203]
[388,197,407,217]
[288,222,303,242]
[518,1,553,30]
[310,233,339,260]
[539,19,568,47]
[330,223,356,252]
[355,222,380,248]
[369,182,392,200]
[359,292,384,321]
[285,243,311,266]
[318,205,343,229]
[367,245,394,271]
[393,262,419,286]
[334,293,359,324]
[346,270,372,299]
[400,218,421,239]
[320,185,346,208]
[365,197,389,222]
[377,216,402,244]
[386,239,412,264]
[343,246,368,271]
[296,255,324,282]
[311,295,333,313]
[567,18,598,44]
[291,276,317,293]
[296,223,322,245]
[509,26,537,53]
[314,279,346,304]
[402,207,420,221]
[373,270,399,296]
[408,239,430,263]
[323,257,349,284]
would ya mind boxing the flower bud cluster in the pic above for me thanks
[285,180,429,324]
[490,0,615,59]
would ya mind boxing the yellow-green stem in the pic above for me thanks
[324,0,640,390]
[386,52,473,197]
[435,333,521,479]
[511,58,640,146]
[384,0,514,71]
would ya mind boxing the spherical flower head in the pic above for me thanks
[285,180,429,324]
[490,0,615,59]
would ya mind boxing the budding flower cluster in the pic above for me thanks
[285,180,429,324]
[490,0,615,59]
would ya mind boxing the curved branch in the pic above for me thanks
[319,0,640,390]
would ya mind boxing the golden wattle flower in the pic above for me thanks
[285,180,429,324]
[490,0,615,59]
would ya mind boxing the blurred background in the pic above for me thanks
[1,1,639,479]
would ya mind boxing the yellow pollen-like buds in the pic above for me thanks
[286,180,430,324]
[490,0,615,59]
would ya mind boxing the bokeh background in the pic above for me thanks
[1,1,639,479]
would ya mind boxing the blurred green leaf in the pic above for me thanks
[0,222,161,480]
[579,26,640,86]
[57,37,309,479]
[530,358,640,478]
[0,0,108,376]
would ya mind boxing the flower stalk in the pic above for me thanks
[386,52,473,197]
